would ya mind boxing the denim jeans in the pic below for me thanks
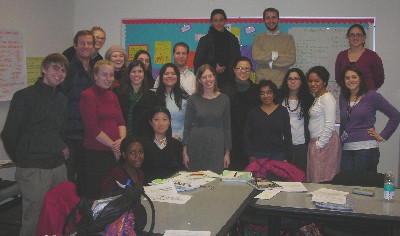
[340,148,380,172]
[254,151,285,161]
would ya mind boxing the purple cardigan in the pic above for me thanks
[335,49,385,91]
[339,91,400,143]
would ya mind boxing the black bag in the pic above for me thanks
[63,183,155,235]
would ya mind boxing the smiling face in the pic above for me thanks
[123,142,144,169]
[137,53,150,70]
[347,26,365,48]
[307,72,326,97]
[344,70,361,93]
[260,85,275,106]
[264,11,279,32]
[150,111,170,136]
[173,45,189,68]
[211,13,226,32]
[129,65,144,88]
[93,30,106,50]
[94,64,114,89]
[42,62,67,87]
[110,51,125,71]
[74,35,94,60]
[287,71,302,93]
[234,60,251,82]
[162,66,178,91]
[199,69,216,91]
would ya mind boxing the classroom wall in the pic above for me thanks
[1,0,400,182]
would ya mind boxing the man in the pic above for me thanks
[154,42,196,94]
[252,8,296,85]
[60,30,95,193]
[63,26,106,63]
[1,53,69,236]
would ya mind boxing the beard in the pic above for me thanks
[266,23,278,32]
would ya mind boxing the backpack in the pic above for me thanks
[244,158,306,182]
[63,183,155,235]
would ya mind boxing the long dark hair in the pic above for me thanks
[280,68,314,119]
[119,60,149,95]
[258,79,279,105]
[340,65,369,100]
[133,50,153,81]
[156,63,189,110]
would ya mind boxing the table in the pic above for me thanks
[142,179,257,235]
[253,183,400,235]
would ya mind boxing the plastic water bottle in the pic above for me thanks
[384,171,396,200]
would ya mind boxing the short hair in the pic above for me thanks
[195,64,219,94]
[90,26,106,37]
[340,65,369,100]
[306,66,330,88]
[40,53,68,77]
[73,30,95,46]
[120,136,144,156]
[210,9,227,21]
[258,79,279,104]
[173,42,189,54]
[93,60,113,75]
[126,59,149,92]
[133,50,153,80]
[147,106,172,139]
[346,24,366,47]
[263,8,279,20]
[233,56,253,70]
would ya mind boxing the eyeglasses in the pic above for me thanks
[235,67,251,72]
[201,74,214,80]
[95,36,106,41]
[212,19,225,23]
[348,33,364,38]
[288,77,300,81]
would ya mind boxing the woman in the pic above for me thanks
[141,106,183,184]
[280,68,314,172]
[339,65,400,172]
[134,50,155,88]
[183,64,231,174]
[244,80,292,163]
[116,60,158,138]
[194,9,241,89]
[221,56,258,170]
[307,66,340,183]
[156,63,189,141]
[102,136,145,195]
[105,45,127,90]
[335,24,385,91]
[79,60,126,199]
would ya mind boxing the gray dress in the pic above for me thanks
[183,93,231,174]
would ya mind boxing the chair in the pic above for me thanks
[328,170,384,187]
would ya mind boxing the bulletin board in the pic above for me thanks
[122,17,375,100]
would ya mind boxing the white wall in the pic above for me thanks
[0,0,399,182]
[0,0,74,180]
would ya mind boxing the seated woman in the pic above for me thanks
[102,136,145,195]
[141,106,184,184]
[244,80,292,163]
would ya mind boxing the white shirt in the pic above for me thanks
[153,67,196,95]
[308,92,336,149]
[283,99,305,145]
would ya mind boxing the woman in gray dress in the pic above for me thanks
[182,64,231,174]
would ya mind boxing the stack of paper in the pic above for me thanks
[220,170,252,182]
[144,181,192,204]
[150,172,216,192]
[309,188,353,211]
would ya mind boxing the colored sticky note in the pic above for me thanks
[154,41,171,65]
[26,57,43,86]
[128,44,148,61]
[231,27,241,43]
[187,51,196,69]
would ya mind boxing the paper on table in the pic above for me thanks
[164,230,211,236]
[274,182,308,192]
[309,188,349,205]
[255,189,281,200]
[144,181,192,204]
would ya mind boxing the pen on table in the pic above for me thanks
[234,172,237,177]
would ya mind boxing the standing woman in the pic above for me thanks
[116,60,158,138]
[335,24,385,91]
[183,64,231,174]
[156,63,189,141]
[280,68,314,172]
[222,57,258,170]
[134,50,155,88]
[339,65,400,172]
[79,60,126,199]
[244,80,292,163]
[194,9,241,89]
[307,66,340,183]
[105,45,127,91]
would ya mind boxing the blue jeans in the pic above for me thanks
[254,151,285,161]
[340,148,380,172]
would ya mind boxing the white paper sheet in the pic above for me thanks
[274,182,308,192]
[255,189,281,200]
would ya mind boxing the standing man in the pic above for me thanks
[63,26,106,63]
[60,30,95,194]
[154,42,196,95]
[1,53,69,235]
[252,8,296,85]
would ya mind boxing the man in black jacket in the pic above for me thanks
[1,53,69,236]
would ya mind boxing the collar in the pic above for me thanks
[266,29,281,36]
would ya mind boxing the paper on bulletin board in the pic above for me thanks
[0,28,27,101]
[231,27,241,43]
[26,57,43,86]
[154,41,171,65]
[187,51,195,69]
[127,44,148,61]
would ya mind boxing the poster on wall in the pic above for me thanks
[0,28,27,101]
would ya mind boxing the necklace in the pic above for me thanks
[284,98,300,112]
[346,95,359,122]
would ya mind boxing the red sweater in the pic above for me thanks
[80,85,125,150]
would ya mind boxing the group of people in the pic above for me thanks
[1,7,400,236]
